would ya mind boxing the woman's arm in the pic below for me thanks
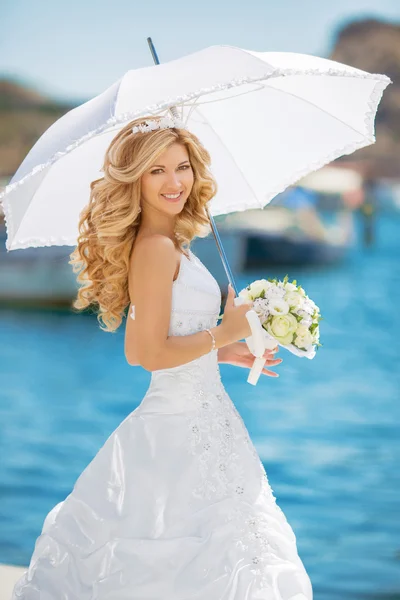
[125,235,234,371]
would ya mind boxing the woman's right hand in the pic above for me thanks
[220,283,254,343]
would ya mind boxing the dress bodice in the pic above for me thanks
[135,249,223,407]
[168,249,221,337]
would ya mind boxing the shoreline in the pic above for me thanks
[0,563,26,599]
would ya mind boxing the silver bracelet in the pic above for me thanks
[205,328,216,351]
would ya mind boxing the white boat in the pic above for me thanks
[0,218,78,306]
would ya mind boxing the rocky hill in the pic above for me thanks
[0,80,78,181]
[330,18,399,177]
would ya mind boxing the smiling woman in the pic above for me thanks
[11,115,309,600]
[140,145,194,211]
[124,136,225,369]
[68,115,216,334]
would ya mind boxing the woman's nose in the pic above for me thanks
[166,171,182,188]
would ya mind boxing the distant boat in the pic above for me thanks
[244,232,348,267]
[216,201,353,268]
[0,220,78,307]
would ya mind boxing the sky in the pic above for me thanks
[0,0,398,103]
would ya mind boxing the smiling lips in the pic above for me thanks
[161,192,183,202]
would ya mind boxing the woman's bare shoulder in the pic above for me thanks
[129,235,180,285]
[132,234,175,257]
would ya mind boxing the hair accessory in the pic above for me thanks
[131,115,187,136]
[205,328,216,352]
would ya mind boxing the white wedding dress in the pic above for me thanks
[12,249,313,600]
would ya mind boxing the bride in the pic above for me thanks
[12,116,313,599]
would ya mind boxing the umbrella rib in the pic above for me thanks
[181,82,266,107]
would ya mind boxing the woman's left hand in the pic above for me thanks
[218,341,282,377]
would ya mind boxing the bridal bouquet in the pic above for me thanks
[238,276,322,359]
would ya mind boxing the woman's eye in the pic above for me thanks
[150,165,190,174]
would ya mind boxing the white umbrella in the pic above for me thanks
[0,43,391,384]
[0,44,391,253]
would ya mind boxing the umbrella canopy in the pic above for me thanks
[0,44,391,251]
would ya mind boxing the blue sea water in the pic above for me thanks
[0,213,399,599]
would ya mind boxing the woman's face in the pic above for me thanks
[140,142,194,214]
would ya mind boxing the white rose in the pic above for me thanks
[284,290,304,310]
[284,282,297,292]
[294,325,313,350]
[266,313,298,345]
[238,287,252,301]
[248,279,271,299]
[268,298,290,315]
[296,324,310,336]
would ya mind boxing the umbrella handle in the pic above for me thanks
[233,297,277,385]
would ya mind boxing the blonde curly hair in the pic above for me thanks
[68,115,217,333]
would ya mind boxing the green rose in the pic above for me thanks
[266,313,298,345]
